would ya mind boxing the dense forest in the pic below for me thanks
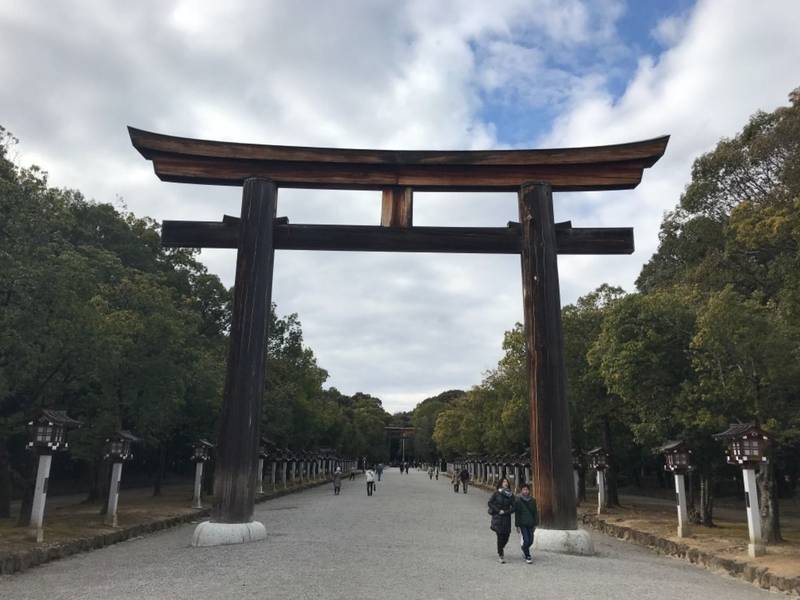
[0,126,391,521]
[415,90,800,542]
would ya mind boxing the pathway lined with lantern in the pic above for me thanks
[1,467,773,599]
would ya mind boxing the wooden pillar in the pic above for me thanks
[381,187,413,228]
[519,182,577,530]
[212,177,277,524]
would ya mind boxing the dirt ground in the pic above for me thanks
[579,491,800,579]
[0,481,309,554]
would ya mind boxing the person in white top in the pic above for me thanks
[365,467,376,496]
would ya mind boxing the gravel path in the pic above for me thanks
[0,468,774,599]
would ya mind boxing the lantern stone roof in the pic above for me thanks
[657,440,688,453]
[196,438,214,448]
[587,446,607,455]
[712,423,769,440]
[109,430,141,443]
[33,409,82,428]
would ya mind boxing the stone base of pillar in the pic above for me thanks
[30,527,44,543]
[191,521,267,547]
[748,543,766,558]
[677,523,690,538]
[532,528,594,556]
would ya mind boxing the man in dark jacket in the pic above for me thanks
[514,484,538,563]
[459,467,470,494]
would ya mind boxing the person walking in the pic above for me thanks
[514,483,538,563]
[428,465,435,480]
[365,466,376,496]
[487,478,515,563]
[451,470,460,493]
[376,463,384,481]
[435,465,439,480]
[332,467,342,496]
[459,466,470,494]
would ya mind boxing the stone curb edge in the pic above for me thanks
[0,477,339,576]
[580,513,800,596]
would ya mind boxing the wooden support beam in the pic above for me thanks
[381,187,413,227]
[519,182,577,530]
[213,178,277,524]
[161,221,634,255]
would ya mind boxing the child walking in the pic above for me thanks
[514,483,538,563]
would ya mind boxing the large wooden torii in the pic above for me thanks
[129,127,668,548]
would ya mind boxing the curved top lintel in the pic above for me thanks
[128,126,669,192]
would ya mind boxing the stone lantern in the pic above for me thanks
[256,438,273,495]
[191,439,214,509]
[26,409,81,542]
[571,447,583,504]
[103,431,140,527]
[657,440,692,537]
[713,423,771,557]
[587,447,609,514]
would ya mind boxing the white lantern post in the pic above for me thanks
[714,424,771,558]
[587,447,609,515]
[26,410,81,542]
[191,439,214,509]
[103,431,139,528]
[658,440,692,538]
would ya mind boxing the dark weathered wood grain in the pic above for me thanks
[160,220,634,255]
[129,126,668,166]
[128,127,668,191]
[381,187,413,227]
[212,178,277,524]
[519,182,577,530]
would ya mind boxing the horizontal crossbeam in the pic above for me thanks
[161,220,633,255]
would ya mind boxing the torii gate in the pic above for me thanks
[128,127,668,551]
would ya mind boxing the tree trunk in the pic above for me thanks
[758,459,783,543]
[15,452,34,527]
[602,416,620,506]
[577,467,586,503]
[153,444,167,497]
[99,464,112,515]
[699,467,715,527]
[686,469,700,524]
[0,439,11,518]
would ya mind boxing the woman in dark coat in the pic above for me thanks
[487,477,515,563]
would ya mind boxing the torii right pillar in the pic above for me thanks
[520,182,594,555]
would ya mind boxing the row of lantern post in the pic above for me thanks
[190,438,355,510]
[446,453,533,491]
[444,422,771,560]
[27,410,140,539]
[581,423,772,558]
[25,409,355,543]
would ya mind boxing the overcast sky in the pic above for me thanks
[2,1,799,413]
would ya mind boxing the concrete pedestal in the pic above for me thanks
[192,462,204,509]
[105,461,123,527]
[674,473,690,538]
[532,528,594,556]
[30,454,52,542]
[191,521,267,547]
[742,468,765,557]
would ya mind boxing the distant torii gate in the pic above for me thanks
[129,127,668,550]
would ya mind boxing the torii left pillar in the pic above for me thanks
[193,178,277,547]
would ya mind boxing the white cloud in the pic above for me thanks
[2,0,799,413]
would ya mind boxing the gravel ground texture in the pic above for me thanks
[0,468,776,599]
